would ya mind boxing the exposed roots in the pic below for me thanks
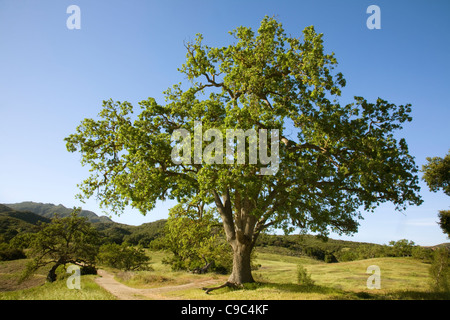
[202,281,242,294]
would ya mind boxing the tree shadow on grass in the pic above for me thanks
[238,281,377,300]
[234,282,450,300]
[384,290,450,300]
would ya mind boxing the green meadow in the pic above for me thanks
[1,248,447,300]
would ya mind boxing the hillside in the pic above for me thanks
[1,202,166,247]
[2,201,448,258]
[0,204,51,241]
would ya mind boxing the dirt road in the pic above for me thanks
[94,269,218,300]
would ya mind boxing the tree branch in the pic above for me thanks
[213,189,236,242]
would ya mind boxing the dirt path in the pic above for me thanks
[94,269,219,300]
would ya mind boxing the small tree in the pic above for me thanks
[20,209,99,283]
[98,242,151,271]
[297,264,314,287]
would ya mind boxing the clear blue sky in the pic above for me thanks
[0,0,449,246]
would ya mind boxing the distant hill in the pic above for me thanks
[425,242,450,250]
[2,202,448,261]
[0,204,51,241]
[1,201,167,247]
[5,202,113,224]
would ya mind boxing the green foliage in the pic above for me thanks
[162,203,232,274]
[411,245,434,261]
[65,16,422,237]
[429,247,450,292]
[0,242,26,261]
[438,210,450,238]
[256,234,433,262]
[0,204,51,242]
[422,150,450,238]
[422,149,450,197]
[98,242,151,271]
[122,219,166,247]
[20,209,100,282]
[388,239,416,257]
[296,264,315,287]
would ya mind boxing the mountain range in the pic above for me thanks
[0,201,166,246]
[4,201,113,224]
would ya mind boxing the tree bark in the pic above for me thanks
[46,262,62,283]
[228,242,254,284]
[203,240,255,293]
[212,188,259,286]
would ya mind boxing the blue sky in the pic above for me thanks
[0,0,449,246]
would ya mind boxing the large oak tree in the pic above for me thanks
[65,17,422,285]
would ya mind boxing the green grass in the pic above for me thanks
[112,250,226,289]
[0,275,117,300]
[151,249,449,300]
[0,258,116,300]
[306,257,429,292]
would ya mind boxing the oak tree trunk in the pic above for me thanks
[228,242,254,284]
[213,189,260,286]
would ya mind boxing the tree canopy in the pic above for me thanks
[65,16,422,285]
[422,149,450,237]
[422,149,450,197]
[19,209,99,282]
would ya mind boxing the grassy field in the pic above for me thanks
[1,248,448,300]
[0,258,115,300]
[155,249,448,300]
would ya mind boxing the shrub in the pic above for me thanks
[0,243,26,261]
[98,242,151,271]
[412,246,433,261]
[429,247,450,292]
[324,253,338,263]
[296,264,315,287]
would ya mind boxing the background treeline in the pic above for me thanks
[0,203,164,246]
[1,202,448,265]
[255,234,438,263]
[0,203,164,264]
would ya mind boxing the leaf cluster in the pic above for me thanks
[422,150,450,196]
[162,203,232,273]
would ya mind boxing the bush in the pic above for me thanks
[296,264,315,287]
[98,243,151,271]
[412,246,433,261]
[429,247,450,292]
[303,246,325,261]
[80,265,98,275]
[324,253,338,263]
[0,243,26,261]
